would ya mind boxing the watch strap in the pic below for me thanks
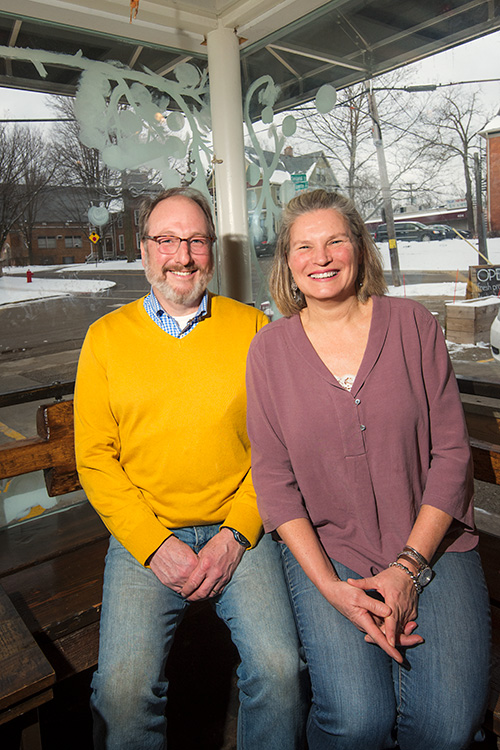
[225,527,250,548]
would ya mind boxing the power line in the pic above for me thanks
[0,118,74,123]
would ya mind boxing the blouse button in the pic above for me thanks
[360,424,366,431]
[355,398,361,405]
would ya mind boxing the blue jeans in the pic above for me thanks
[282,545,491,750]
[91,527,308,750]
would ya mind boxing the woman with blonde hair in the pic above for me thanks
[246,189,490,750]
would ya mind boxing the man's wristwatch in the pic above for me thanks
[225,527,250,548]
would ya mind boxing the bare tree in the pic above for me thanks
[49,96,121,207]
[0,125,40,255]
[415,88,492,234]
[15,131,58,264]
[295,71,446,218]
[47,96,125,258]
[296,82,378,215]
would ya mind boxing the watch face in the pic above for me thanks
[417,567,433,586]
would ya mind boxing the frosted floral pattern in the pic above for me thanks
[0,46,213,199]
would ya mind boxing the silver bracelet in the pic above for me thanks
[389,561,422,594]
[401,545,429,569]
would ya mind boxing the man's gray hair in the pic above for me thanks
[139,187,216,241]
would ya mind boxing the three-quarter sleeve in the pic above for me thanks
[415,308,474,527]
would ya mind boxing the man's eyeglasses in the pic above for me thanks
[143,235,214,255]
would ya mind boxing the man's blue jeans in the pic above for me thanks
[282,545,490,750]
[91,527,308,749]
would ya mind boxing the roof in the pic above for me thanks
[1,1,500,112]
[246,147,340,186]
[479,114,500,138]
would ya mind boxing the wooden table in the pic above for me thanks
[0,583,55,749]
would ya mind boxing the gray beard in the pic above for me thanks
[143,252,214,308]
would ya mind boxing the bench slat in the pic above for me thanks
[471,440,500,486]
[50,620,101,679]
[1,538,108,642]
[0,503,108,578]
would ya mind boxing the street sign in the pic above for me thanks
[291,173,308,192]
[89,232,100,244]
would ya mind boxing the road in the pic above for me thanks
[0,268,150,359]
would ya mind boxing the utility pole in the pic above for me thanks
[474,151,488,264]
[366,82,401,286]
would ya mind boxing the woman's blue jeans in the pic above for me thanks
[91,528,308,750]
[281,545,491,750]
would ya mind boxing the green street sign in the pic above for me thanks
[291,173,308,192]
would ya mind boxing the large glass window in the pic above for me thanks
[1,11,499,531]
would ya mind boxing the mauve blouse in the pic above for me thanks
[246,295,477,578]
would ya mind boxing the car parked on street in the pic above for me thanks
[374,221,447,243]
[430,223,471,239]
[253,236,275,257]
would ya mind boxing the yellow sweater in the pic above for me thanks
[74,294,268,565]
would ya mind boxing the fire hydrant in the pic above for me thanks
[26,269,33,283]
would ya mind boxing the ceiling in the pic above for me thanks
[1,0,500,112]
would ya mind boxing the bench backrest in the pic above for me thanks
[0,400,80,496]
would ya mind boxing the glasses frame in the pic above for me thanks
[143,234,216,255]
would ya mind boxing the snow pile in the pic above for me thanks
[377,236,500,271]
[0,275,115,306]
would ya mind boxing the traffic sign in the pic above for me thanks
[89,232,100,244]
[291,173,308,192]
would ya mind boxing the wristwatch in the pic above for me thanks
[226,527,250,548]
[397,547,433,588]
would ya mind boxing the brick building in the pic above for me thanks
[2,186,93,267]
[1,183,150,267]
[480,113,500,237]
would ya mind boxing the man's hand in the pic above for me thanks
[149,536,199,592]
[180,528,246,601]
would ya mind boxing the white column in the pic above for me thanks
[207,25,252,303]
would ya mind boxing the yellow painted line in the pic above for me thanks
[477,358,495,363]
[19,505,47,521]
[0,421,26,441]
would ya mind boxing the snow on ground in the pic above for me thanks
[387,281,467,298]
[0,274,115,306]
[377,235,500,271]
[1,236,499,306]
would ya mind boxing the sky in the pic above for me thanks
[3,235,500,306]
[403,30,500,115]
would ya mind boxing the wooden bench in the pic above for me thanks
[0,397,499,747]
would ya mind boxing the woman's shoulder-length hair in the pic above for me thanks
[269,189,387,317]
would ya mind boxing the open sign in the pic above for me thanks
[468,265,500,298]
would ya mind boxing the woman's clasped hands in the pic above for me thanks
[325,567,424,663]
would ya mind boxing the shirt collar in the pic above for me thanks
[149,289,208,321]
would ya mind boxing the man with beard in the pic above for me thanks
[74,188,306,750]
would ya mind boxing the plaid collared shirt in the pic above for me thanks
[143,289,208,339]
